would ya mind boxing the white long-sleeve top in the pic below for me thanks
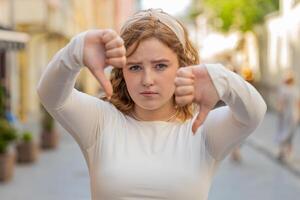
[37,32,266,200]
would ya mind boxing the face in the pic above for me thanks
[123,37,179,112]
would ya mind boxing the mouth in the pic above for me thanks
[140,91,158,97]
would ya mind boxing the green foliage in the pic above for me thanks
[0,81,17,153]
[188,0,203,21]
[21,131,33,142]
[203,0,279,32]
[0,119,17,153]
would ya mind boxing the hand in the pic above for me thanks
[175,65,220,134]
[83,29,126,99]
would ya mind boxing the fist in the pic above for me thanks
[175,65,220,133]
[83,29,126,99]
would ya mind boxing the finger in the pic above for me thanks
[102,29,118,44]
[91,68,113,99]
[175,85,194,97]
[175,95,194,107]
[105,37,124,50]
[192,106,210,134]
[191,64,207,79]
[176,67,195,79]
[174,77,194,86]
[85,30,104,42]
[106,56,126,68]
[105,46,126,58]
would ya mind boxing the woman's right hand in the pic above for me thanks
[83,29,126,99]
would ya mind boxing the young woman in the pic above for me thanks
[37,9,266,200]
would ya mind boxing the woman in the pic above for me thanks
[37,9,266,200]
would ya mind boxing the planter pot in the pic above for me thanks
[0,150,16,182]
[40,130,59,149]
[16,141,39,163]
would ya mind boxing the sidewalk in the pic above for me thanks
[0,124,91,200]
[247,111,300,176]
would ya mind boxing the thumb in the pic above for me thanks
[91,68,113,99]
[192,106,210,134]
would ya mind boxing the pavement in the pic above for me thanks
[210,145,300,200]
[0,124,91,200]
[247,111,300,176]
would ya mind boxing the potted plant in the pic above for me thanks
[16,131,39,163]
[40,106,58,149]
[0,119,17,182]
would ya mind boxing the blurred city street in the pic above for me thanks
[210,113,300,200]
[1,112,300,200]
[1,0,300,200]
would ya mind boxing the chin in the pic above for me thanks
[135,102,162,111]
[134,97,174,111]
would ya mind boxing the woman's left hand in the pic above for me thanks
[175,64,220,134]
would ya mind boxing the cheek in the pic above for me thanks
[123,73,138,94]
[126,83,136,95]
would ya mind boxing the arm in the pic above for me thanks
[201,64,267,160]
[37,32,103,150]
[37,30,126,150]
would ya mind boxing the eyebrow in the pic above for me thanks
[151,59,171,64]
[126,59,171,66]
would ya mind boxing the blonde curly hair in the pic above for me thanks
[106,9,200,121]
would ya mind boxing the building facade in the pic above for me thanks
[0,0,30,123]
[0,0,138,133]
[260,0,300,109]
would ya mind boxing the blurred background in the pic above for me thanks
[0,0,300,199]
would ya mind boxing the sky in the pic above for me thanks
[140,0,192,16]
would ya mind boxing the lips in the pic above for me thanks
[140,91,158,96]
[140,91,158,94]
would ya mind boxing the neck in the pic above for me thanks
[132,105,178,122]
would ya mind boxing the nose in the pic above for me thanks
[141,69,154,87]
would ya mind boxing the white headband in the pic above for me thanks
[121,9,186,48]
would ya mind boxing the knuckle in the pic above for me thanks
[117,37,124,46]
[121,56,126,63]
[174,78,180,86]
[175,96,184,106]
[176,68,184,76]
[118,49,124,56]
[119,57,127,67]
[103,30,117,41]
[120,46,126,55]
[106,29,116,35]
[176,97,188,107]
[174,87,181,95]
[105,51,110,57]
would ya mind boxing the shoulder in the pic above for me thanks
[98,100,124,116]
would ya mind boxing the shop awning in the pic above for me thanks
[0,29,30,50]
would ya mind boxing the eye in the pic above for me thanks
[129,65,142,71]
[155,63,168,71]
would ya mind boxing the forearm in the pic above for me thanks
[37,32,86,110]
[37,32,107,150]
[201,64,267,160]
[206,64,266,131]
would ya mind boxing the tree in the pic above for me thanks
[202,0,279,32]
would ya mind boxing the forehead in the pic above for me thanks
[126,37,177,60]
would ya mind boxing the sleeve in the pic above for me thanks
[199,64,267,161]
[37,31,107,150]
